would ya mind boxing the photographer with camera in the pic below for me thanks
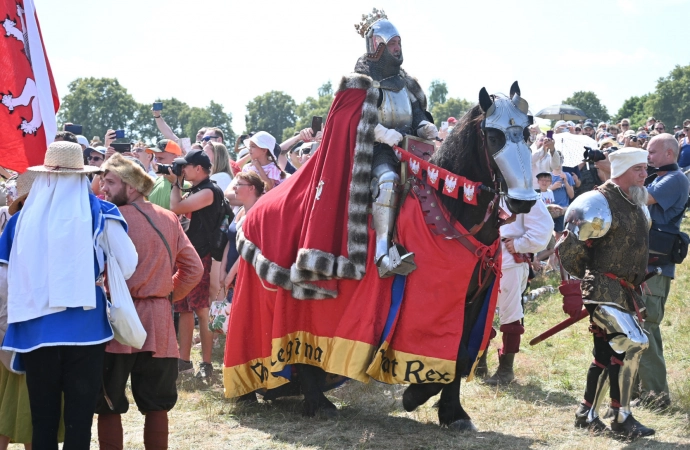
[637,133,690,409]
[165,150,224,379]
[144,139,184,210]
[574,141,614,198]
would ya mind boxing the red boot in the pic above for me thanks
[97,414,123,450]
[144,411,169,450]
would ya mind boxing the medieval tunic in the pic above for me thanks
[106,202,203,358]
[559,180,649,313]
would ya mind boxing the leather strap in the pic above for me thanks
[131,202,174,302]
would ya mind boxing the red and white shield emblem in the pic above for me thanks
[0,0,59,172]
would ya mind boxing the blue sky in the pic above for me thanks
[36,0,689,135]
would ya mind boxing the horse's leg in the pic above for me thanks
[402,383,443,412]
[437,342,477,431]
[437,269,490,431]
[297,364,337,418]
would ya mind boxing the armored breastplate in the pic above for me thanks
[378,87,412,130]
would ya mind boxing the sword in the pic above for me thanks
[529,267,662,346]
[529,308,588,346]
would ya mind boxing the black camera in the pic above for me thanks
[583,146,606,163]
[156,161,185,176]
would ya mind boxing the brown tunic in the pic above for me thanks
[106,201,203,357]
[559,181,649,313]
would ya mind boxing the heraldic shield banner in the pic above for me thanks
[0,0,59,173]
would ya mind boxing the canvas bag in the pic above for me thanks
[102,223,147,349]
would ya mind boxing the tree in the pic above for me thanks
[562,91,610,123]
[613,93,655,130]
[428,80,448,109]
[647,64,690,128]
[282,82,334,141]
[57,77,139,142]
[430,97,474,127]
[245,91,296,142]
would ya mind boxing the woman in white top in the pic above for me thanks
[204,142,233,191]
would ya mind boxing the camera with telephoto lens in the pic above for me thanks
[156,161,185,176]
[582,146,607,163]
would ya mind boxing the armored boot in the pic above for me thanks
[574,403,607,432]
[484,352,515,386]
[371,165,416,278]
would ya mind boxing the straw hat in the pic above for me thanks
[27,141,100,174]
[8,171,38,215]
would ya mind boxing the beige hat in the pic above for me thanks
[101,153,155,196]
[8,171,38,215]
[609,147,648,178]
[27,141,100,174]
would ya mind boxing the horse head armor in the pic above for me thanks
[479,81,538,205]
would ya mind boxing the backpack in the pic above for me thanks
[209,184,234,262]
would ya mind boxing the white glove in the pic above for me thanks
[417,120,438,140]
[374,123,403,147]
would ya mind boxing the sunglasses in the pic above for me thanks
[87,156,103,161]
[202,135,219,142]
[656,126,665,130]
[621,124,629,127]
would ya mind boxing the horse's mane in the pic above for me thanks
[429,104,495,223]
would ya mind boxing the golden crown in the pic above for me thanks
[354,8,387,38]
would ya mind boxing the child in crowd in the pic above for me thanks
[536,172,555,205]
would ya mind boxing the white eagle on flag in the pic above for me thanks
[444,175,457,194]
[428,167,439,185]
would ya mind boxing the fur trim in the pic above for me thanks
[403,73,427,111]
[236,224,292,291]
[101,153,155,196]
[292,248,360,284]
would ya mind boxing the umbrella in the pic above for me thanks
[535,104,588,121]
[553,133,598,167]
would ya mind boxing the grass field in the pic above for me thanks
[44,231,690,448]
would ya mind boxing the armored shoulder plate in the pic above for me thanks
[564,190,612,240]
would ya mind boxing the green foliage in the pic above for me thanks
[430,97,473,127]
[562,91,610,123]
[282,82,334,141]
[58,77,235,144]
[58,77,139,142]
[647,64,690,128]
[245,91,296,143]
[613,93,655,129]
[428,79,448,109]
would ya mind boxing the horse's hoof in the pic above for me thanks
[402,389,421,412]
[315,405,339,420]
[449,419,478,432]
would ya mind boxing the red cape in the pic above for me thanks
[223,74,500,395]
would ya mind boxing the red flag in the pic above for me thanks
[407,155,423,179]
[462,180,481,205]
[0,0,59,173]
[443,173,460,199]
[425,166,440,189]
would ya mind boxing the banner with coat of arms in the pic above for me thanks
[393,145,483,205]
[0,0,59,173]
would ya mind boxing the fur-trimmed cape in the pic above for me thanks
[235,71,426,299]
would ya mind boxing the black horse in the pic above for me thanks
[295,82,537,430]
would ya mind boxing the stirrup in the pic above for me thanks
[377,244,416,278]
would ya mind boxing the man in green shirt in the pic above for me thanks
[146,140,183,210]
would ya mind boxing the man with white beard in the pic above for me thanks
[558,148,655,438]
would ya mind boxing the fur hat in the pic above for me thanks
[101,153,155,196]
[609,147,648,179]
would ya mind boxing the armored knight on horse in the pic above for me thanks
[223,11,538,431]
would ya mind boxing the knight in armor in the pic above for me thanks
[558,148,655,438]
[354,17,438,277]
